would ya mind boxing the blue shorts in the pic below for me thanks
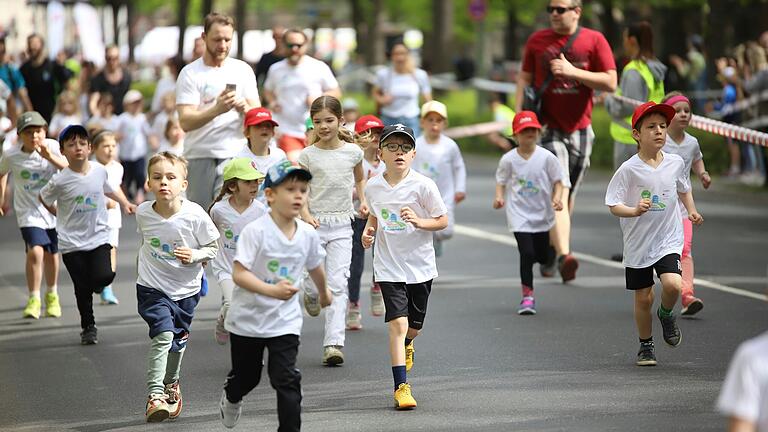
[20,227,59,254]
[137,284,200,352]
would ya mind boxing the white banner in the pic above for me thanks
[73,3,105,68]
[46,1,65,59]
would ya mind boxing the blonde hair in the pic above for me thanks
[354,129,376,149]
[147,151,188,178]
[309,96,355,145]
[55,90,80,116]
[92,130,116,150]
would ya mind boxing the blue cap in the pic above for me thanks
[263,159,312,189]
[58,124,89,143]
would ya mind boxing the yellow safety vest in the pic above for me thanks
[610,60,665,144]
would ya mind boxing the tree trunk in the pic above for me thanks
[235,0,246,60]
[203,0,214,14]
[177,0,189,62]
[597,0,620,51]
[365,0,384,66]
[126,0,135,63]
[430,0,453,73]
[350,0,366,59]
[503,5,517,60]
[111,0,120,46]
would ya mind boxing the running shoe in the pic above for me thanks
[517,296,536,315]
[164,381,182,419]
[215,305,230,345]
[219,389,242,429]
[405,340,415,372]
[346,302,362,330]
[80,325,98,345]
[304,292,321,317]
[636,341,657,366]
[681,296,704,316]
[322,345,344,366]
[558,254,579,283]
[370,283,385,316]
[657,308,682,347]
[23,296,41,319]
[44,292,62,318]
[146,393,170,423]
[394,383,417,410]
[100,286,119,305]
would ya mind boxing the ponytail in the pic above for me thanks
[208,178,238,215]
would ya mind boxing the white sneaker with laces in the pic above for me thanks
[219,389,242,429]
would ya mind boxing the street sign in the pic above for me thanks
[469,0,487,22]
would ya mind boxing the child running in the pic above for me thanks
[117,89,156,204]
[92,130,122,305]
[0,111,67,319]
[347,114,387,330]
[234,107,286,202]
[413,100,466,257]
[661,92,711,316]
[362,124,448,409]
[136,151,220,422]
[219,159,331,430]
[493,111,564,315]
[39,125,135,344]
[209,157,268,345]
[605,102,703,367]
[298,95,366,366]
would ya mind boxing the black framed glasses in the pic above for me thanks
[546,5,577,14]
[381,142,415,153]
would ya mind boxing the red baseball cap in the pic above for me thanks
[512,111,542,134]
[354,115,385,134]
[631,101,676,130]
[244,107,278,127]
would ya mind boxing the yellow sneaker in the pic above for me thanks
[394,383,417,410]
[23,296,41,319]
[45,292,62,318]
[405,341,415,372]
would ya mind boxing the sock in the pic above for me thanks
[522,285,533,298]
[639,337,653,344]
[392,365,407,390]
[46,285,58,295]
[30,291,41,299]
[658,304,673,318]
[404,338,412,347]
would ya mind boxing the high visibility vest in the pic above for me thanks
[610,60,665,144]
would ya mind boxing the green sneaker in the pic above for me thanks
[45,292,62,318]
[23,296,41,319]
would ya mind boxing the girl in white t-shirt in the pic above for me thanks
[347,115,387,330]
[235,107,286,203]
[661,92,712,317]
[159,117,185,156]
[605,102,703,367]
[208,157,267,345]
[493,111,564,316]
[86,92,120,133]
[49,90,83,139]
[298,96,367,366]
[92,131,123,305]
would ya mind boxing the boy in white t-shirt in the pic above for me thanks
[39,125,135,345]
[219,159,330,430]
[717,330,768,432]
[136,152,220,422]
[234,107,286,203]
[413,100,466,258]
[117,90,157,204]
[493,111,564,315]
[362,124,448,410]
[605,102,703,367]
[0,111,68,319]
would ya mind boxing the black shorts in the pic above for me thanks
[379,280,432,330]
[20,227,59,253]
[625,253,682,290]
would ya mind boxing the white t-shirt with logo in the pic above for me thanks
[663,132,703,218]
[99,159,123,229]
[604,152,691,268]
[495,147,564,233]
[413,135,466,213]
[374,68,431,118]
[136,199,220,300]
[264,57,339,138]
[39,163,116,254]
[0,139,60,229]
[116,112,152,162]
[364,170,447,283]
[226,214,325,338]
[353,157,386,219]
[717,331,768,432]
[298,143,363,224]
[176,57,259,159]
[209,197,268,282]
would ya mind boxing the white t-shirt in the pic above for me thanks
[413,135,466,213]
[116,112,152,162]
[364,170,447,283]
[495,147,564,233]
[0,139,60,229]
[663,132,703,218]
[374,68,431,118]
[136,199,220,300]
[151,110,174,149]
[158,140,184,156]
[353,157,386,218]
[99,159,123,229]
[86,114,120,133]
[176,57,259,159]
[226,214,325,338]
[717,331,768,432]
[234,144,287,203]
[298,143,363,224]
[604,152,691,268]
[39,163,115,254]
[264,57,339,138]
[209,197,268,282]
[49,113,83,136]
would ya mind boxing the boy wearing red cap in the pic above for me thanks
[605,102,703,367]
[493,111,564,315]
[235,108,286,202]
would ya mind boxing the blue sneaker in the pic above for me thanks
[100,286,119,305]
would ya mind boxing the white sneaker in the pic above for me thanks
[322,345,344,366]
[215,305,229,345]
[370,284,385,316]
[346,302,362,330]
[219,389,242,429]
[304,292,321,317]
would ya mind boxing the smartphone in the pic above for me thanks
[225,83,237,93]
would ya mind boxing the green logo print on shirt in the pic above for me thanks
[74,194,99,213]
[641,190,666,211]
[266,259,294,284]
[380,208,407,232]
[516,178,540,197]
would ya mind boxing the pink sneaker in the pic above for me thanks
[517,296,536,315]
[681,295,703,316]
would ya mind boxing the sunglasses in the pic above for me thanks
[380,142,415,153]
[287,43,304,50]
[546,5,577,14]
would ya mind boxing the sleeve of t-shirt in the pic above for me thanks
[416,69,432,95]
[716,344,761,423]
[90,74,105,94]
[0,153,9,175]
[676,162,691,193]
[11,67,26,90]
[590,32,617,72]
[297,148,310,170]
[450,142,467,193]
[263,64,278,92]
[605,168,627,207]
[421,179,448,218]
[495,156,511,185]
[305,229,326,271]
[352,145,364,166]
[373,68,386,89]
[39,173,60,206]
[102,168,117,195]
[194,209,221,247]
[241,63,259,102]
[691,137,704,162]
[521,34,537,74]
[319,63,339,92]
[233,224,261,268]
[175,68,200,106]
[545,153,565,184]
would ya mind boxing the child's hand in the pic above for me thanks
[552,198,563,211]
[492,197,504,209]
[454,192,466,204]
[106,199,117,210]
[270,279,300,300]
[36,142,53,160]
[400,206,423,228]
[122,202,137,215]
[701,172,712,189]
[318,287,332,308]
[362,226,376,249]
[173,247,193,264]
[635,198,651,216]
[689,212,704,225]
[358,202,369,219]
[303,216,320,229]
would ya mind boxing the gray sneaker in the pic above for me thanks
[657,308,682,347]
[304,292,321,317]
[80,325,98,345]
[219,389,242,429]
[322,345,344,366]
[636,341,657,366]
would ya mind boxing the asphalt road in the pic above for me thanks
[1,154,766,431]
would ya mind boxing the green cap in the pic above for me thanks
[223,157,266,182]
[305,117,314,130]
[17,111,47,134]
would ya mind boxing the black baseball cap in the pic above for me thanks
[380,124,415,146]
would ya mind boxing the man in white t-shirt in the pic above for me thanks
[262,28,341,162]
[717,330,768,432]
[176,12,260,210]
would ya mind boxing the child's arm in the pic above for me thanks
[551,180,564,211]
[400,207,448,231]
[38,194,57,216]
[173,240,219,265]
[353,162,368,218]
[493,183,505,209]
[452,147,467,203]
[678,190,704,225]
[105,189,136,215]
[362,214,378,249]
[0,173,7,216]
[36,144,68,170]
[297,161,319,228]
[232,261,300,300]
[692,159,711,189]
[609,201,650,218]
[308,264,331,308]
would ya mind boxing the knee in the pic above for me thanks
[389,317,408,335]
[269,367,301,390]
[27,247,44,263]
[635,291,654,309]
